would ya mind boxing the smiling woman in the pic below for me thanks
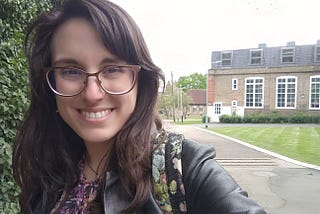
[13,0,266,213]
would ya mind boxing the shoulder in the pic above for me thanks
[180,138,266,214]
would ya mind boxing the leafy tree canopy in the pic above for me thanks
[0,0,52,212]
[175,72,206,90]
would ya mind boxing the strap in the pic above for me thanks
[152,129,187,213]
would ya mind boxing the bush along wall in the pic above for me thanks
[0,0,52,212]
[219,113,320,124]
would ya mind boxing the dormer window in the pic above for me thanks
[281,47,295,63]
[221,51,232,67]
[250,49,263,65]
[315,45,320,62]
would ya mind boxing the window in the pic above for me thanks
[281,47,295,63]
[214,102,222,114]
[192,106,197,113]
[310,75,320,109]
[232,78,238,90]
[315,45,320,62]
[231,100,237,115]
[276,76,297,108]
[221,51,232,67]
[199,106,204,113]
[245,78,264,108]
[250,49,263,65]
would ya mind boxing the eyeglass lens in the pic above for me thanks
[46,66,137,96]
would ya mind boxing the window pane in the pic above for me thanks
[276,77,296,108]
[245,78,263,107]
[310,76,320,109]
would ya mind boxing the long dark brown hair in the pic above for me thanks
[13,0,164,213]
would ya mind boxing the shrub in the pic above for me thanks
[202,115,211,123]
[0,1,52,212]
[219,113,320,124]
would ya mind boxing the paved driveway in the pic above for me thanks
[164,122,320,214]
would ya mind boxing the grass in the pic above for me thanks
[208,126,320,166]
[174,116,203,125]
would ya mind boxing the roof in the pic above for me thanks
[211,41,320,69]
[187,89,206,105]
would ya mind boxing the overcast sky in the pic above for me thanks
[113,0,320,81]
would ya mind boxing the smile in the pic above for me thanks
[81,109,112,119]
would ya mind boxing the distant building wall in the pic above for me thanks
[209,41,320,122]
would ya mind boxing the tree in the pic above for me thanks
[0,0,52,212]
[157,82,191,121]
[176,72,207,90]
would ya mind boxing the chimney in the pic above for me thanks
[286,41,295,46]
[258,43,267,48]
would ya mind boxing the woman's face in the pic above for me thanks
[51,18,138,145]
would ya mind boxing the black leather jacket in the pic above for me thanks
[103,139,267,213]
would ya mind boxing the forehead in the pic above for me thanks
[50,18,120,66]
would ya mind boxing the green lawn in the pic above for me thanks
[174,116,203,125]
[208,126,320,166]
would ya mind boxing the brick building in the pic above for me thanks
[186,89,206,116]
[208,41,320,122]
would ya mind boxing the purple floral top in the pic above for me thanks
[50,161,100,214]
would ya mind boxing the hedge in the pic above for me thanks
[0,1,52,212]
[219,113,320,124]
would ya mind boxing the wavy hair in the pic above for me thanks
[13,0,164,213]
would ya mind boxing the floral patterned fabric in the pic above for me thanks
[152,129,187,214]
[50,161,100,214]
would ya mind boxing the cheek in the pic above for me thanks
[55,97,73,119]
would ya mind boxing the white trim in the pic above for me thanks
[214,102,222,115]
[244,77,264,108]
[220,51,233,67]
[249,49,263,65]
[281,47,295,63]
[275,76,297,109]
[232,78,238,90]
[309,75,320,110]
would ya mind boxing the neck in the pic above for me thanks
[83,140,113,180]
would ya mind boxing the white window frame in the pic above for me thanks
[244,77,264,108]
[314,45,320,62]
[232,78,238,90]
[281,47,295,63]
[231,100,237,115]
[250,49,263,65]
[221,51,233,67]
[275,76,297,109]
[309,75,320,110]
[214,102,222,115]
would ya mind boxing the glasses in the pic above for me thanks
[45,65,141,97]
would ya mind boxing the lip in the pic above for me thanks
[78,108,113,120]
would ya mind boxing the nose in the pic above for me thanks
[82,77,106,101]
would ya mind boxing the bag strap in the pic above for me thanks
[152,129,187,213]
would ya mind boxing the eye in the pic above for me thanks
[57,68,84,81]
[103,66,122,74]
[60,68,83,76]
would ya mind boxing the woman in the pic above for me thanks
[13,0,266,213]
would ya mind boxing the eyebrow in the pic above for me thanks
[52,56,123,67]
[52,58,80,66]
[100,56,123,64]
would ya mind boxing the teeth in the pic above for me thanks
[81,110,110,119]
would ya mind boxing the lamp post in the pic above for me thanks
[171,71,176,122]
[178,86,185,123]
[206,60,221,128]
